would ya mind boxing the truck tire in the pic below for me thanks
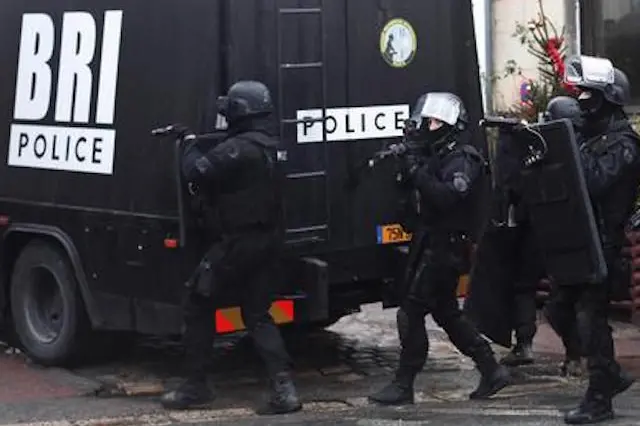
[10,241,86,366]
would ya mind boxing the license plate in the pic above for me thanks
[377,224,412,244]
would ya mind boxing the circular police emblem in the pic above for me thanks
[380,18,417,68]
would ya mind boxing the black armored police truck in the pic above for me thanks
[0,0,485,366]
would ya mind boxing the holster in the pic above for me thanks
[404,232,469,305]
[185,243,225,297]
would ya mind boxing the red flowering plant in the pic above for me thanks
[501,0,578,121]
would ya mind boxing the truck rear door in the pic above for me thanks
[224,0,484,254]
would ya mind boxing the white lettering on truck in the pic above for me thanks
[9,10,123,175]
[296,104,410,144]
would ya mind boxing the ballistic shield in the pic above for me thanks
[482,118,607,285]
[464,226,520,347]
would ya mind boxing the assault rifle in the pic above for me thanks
[346,123,423,191]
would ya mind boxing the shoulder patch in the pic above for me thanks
[452,172,470,193]
[195,156,213,174]
[623,146,635,164]
[226,144,240,159]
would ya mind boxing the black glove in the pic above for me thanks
[402,153,423,182]
[403,119,419,138]
[388,142,409,156]
[173,123,194,139]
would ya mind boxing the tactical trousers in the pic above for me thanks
[182,229,292,382]
[544,285,582,361]
[512,224,544,344]
[513,284,538,344]
[397,235,492,375]
[545,250,622,396]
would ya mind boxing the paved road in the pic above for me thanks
[1,303,639,426]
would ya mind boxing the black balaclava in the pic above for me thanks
[579,89,620,138]
[226,113,276,138]
[426,121,456,155]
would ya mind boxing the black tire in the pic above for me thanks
[10,241,87,366]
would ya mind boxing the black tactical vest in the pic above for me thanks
[586,122,640,248]
[215,131,283,233]
[422,143,488,241]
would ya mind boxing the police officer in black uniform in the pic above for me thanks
[542,95,587,378]
[544,95,585,131]
[545,57,638,424]
[369,92,511,405]
[464,118,545,367]
[160,81,302,415]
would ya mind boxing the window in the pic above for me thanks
[581,0,640,106]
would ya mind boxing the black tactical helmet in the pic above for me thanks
[565,55,631,106]
[544,95,584,129]
[217,80,274,122]
[608,68,632,106]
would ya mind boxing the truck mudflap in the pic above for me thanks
[214,256,329,334]
[215,298,298,334]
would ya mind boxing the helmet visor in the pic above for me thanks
[409,94,427,130]
[216,95,230,117]
[565,55,615,86]
[420,93,461,126]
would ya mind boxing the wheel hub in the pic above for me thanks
[24,266,65,344]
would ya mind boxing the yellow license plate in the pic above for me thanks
[377,224,412,244]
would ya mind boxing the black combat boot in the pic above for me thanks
[500,342,535,367]
[256,372,302,415]
[368,370,416,405]
[564,389,614,424]
[469,345,511,399]
[160,378,214,410]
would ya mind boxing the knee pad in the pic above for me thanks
[575,310,592,355]
[397,307,413,342]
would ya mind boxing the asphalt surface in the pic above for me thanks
[1,303,639,426]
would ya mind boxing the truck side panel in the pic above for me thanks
[0,0,223,333]
[223,0,486,286]
[0,0,221,216]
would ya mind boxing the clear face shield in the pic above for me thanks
[215,95,230,130]
[419,92,461,131]
[564,55,615,88]
[407,94,427,135]
[565,55,615,116]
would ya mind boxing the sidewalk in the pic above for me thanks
[532,318,640,376]
[0,309,637,426]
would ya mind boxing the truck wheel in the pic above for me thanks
[10,241,86,366]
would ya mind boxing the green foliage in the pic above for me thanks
[631,115,640,134]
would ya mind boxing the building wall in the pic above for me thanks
[491,0,568,112]
[472,0,489,112]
